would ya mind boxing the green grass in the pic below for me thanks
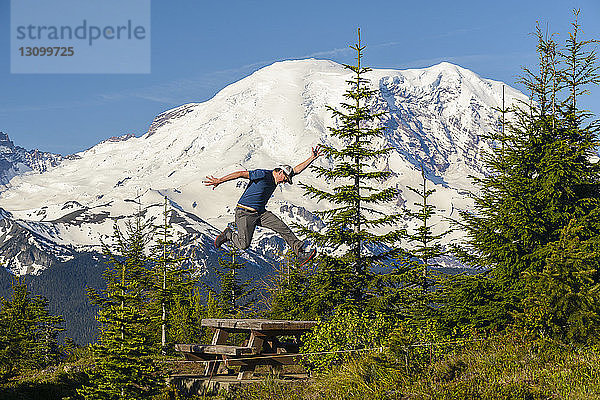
[0,346,93,400]
[227,333,600,400]
[3,333,600,399]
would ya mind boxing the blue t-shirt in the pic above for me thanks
[237,169,276,213]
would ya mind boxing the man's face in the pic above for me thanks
[274,170,288,184]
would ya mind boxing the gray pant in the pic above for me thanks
[229,208,303,255]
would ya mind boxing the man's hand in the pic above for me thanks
[312,145,323,159]
[293,145,324,175]
[203,175,221,190]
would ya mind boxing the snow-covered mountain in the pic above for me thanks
[0,59,527,277]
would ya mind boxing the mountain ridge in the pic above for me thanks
[0,132,68,189]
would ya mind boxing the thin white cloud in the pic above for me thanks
[303,46,351,58]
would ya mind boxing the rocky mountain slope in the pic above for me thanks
[0,132,68,188]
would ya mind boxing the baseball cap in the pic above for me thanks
[279,165,295,184]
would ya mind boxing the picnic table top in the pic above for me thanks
[201,318,317,331]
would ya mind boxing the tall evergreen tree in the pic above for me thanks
[372,166,449,322]
[149,196,199,354]
[81,218,163,399]
[0,280,64,380]
[453,12,600,337]
[298,29,403,310]
[403,167,447,292]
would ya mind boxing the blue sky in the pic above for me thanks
[1,0,599,155]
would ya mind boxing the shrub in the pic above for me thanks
[301,306,395,372]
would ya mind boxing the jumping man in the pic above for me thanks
[203,146,322,266]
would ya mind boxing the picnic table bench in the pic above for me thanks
[175,318,317,380]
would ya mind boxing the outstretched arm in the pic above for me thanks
[203,170,249,190]
[293,146,323,175]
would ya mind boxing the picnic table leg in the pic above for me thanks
[237,331,265,380]
[269,346,286,377]
[204,328,229,376]
[237,365,254,380]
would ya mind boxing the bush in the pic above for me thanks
[387,319,450,374]
[301,306,395,372]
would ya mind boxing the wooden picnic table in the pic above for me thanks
[175,318,317,380]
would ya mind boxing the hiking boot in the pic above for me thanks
[214,227,232,249]
[297,248,317,266]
